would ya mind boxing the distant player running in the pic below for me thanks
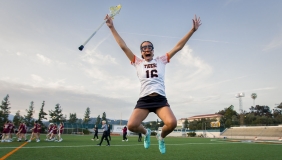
[46,123,53,141]
[91,125,99,141]
[58,122,64,142]
[105,14,201,154]
[28,121,40,142]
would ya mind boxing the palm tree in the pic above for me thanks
[251,93,257,107]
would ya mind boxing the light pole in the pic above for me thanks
[236,93,245,126]
[251,93,257,107]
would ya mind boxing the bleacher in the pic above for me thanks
[221,126,282,140]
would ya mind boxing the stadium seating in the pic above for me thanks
[221,126,282,140]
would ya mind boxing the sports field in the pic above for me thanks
[0,135,281,160]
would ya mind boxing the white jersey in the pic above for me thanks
[131,54,170,98]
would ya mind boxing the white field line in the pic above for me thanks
[0,141,232,149]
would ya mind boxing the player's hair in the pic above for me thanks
[140,41,154,59]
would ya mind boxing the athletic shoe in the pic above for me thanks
[156,133,166,154]
[144,129,151,149]
[1,140,4,143]
[106,144,110,146]
[126,139,128,142]
[36,139,40,142]
[27,140,31,142]
[91,139,94,141]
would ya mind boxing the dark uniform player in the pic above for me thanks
[97,121,110,146]
[107,124,111,141]
[91,125,99,141]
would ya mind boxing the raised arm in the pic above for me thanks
[105,15,135,62]
[167,15,201,59]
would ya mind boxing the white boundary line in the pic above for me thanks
[1,139,281,149]
[0,141,229,149]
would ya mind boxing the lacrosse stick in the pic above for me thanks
[78,4,122,51]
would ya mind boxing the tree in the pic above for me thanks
[37,101,48,133]
[68,113,78,124]
[184,119,189,129]
[252,105,272,117]
[13,110,23,126]
[95,115,101,125]
[101,112,107,123]
[83,107,90,124]
[0,94,11,127]
[38,101,48,125]
[49,103,64,123]
[188,120,198,130]
[277,102,282,109]
[24,101,35,127]
[217,105,238,128]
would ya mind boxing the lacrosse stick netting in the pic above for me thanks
[79,4,122,51]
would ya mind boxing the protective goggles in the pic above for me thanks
[140,45,154,52]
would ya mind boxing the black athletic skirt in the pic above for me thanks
[135,94,170,113]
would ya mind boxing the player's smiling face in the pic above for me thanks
[141,42,154,61]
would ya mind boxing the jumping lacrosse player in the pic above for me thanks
[105,14,201,154]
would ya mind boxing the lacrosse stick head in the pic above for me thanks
[109,4,122,19]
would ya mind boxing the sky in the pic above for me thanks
[0,0,282,122]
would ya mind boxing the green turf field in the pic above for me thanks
[0,134,281,160]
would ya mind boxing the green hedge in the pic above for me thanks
[187,132,196,137]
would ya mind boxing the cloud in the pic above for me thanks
[16,52,23,56]
[0,80,133,120]
[36,54,52,64]
[168,45,213,90]
[224,0,241,6]
[263,35,282,51]
[120,32,230,44]
[31,74,44,83]
[253,87,275,91]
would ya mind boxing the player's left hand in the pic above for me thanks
[192,15,202,31]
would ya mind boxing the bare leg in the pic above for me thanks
[127,108,150,135]
[156,106,177,138]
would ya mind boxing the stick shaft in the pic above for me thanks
[82,20,106,46]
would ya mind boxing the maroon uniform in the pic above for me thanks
[52,125,57,134]
[9,124,14,134]
[32,123,38,133]
[48,125,53,134]
[37,124,41,133]
[22,124,27,134]
[59,124,64,134]
[18,124,24,133]
[3,124,9,134]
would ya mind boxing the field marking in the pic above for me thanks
[1,139,280,150]
[0,142,28,160]
[0,142,230,149]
